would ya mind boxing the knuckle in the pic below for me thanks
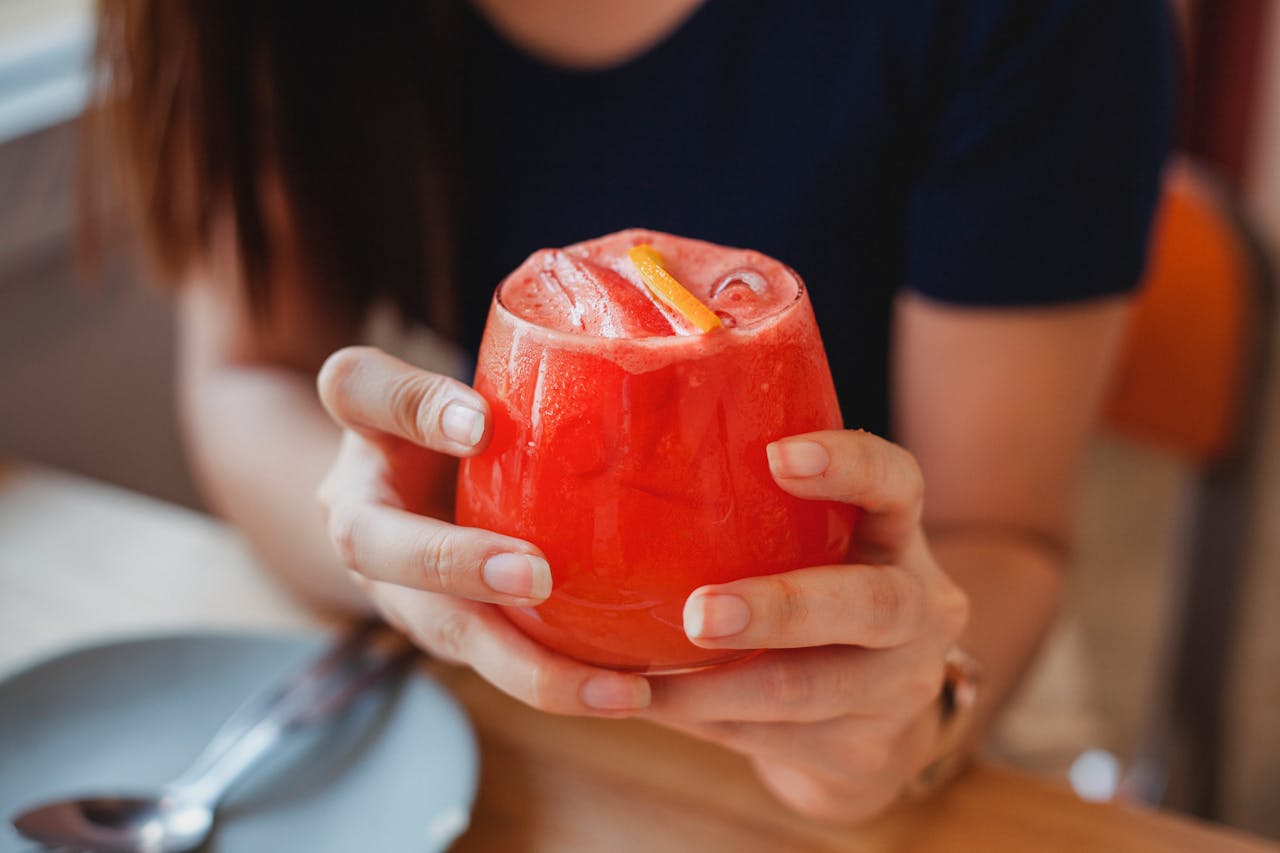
[756,658,815,710]
[851,437,924,515]
[867,573,902,626]
[852,440,891,506]
[862,569,917,644]
[387,373,426,442]
[427,610,471,662]
[389,372,451,446]
[413,526,463,594]
[316,346,370,412]
[764,573,810,635]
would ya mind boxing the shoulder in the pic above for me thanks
[899,0,1176,307]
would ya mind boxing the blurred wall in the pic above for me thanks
[0,121,200,507]
[1248,6,1280,258]
[1232,3,1280,837]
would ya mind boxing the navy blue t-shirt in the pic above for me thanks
[455,0,1175,437]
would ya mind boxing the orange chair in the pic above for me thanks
[1106,159,1275,817]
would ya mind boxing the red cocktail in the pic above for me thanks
[456,229,854,673]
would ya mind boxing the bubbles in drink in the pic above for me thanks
[706,268,783,328]
[711,269,769,299]
[501,231,797,340]
[556,415,608,476]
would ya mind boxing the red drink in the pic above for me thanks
[457,229,854,673]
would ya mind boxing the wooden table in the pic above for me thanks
[1,463,1275,853]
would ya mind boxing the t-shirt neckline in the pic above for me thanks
[464,0,718,79]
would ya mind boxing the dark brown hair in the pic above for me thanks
[87,1,461,333]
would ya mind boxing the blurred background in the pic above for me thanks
[0,0,1276,839]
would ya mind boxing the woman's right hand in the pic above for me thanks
[315,346,652,716]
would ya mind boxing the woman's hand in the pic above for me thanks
[642,430,970,822]
[314,346,652,715]
[315,347,966,821]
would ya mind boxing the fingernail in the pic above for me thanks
[581,673,651,711]
[684,593,751,639]
[767,440,829,478]
[482,553,552,600]
[442,402,485,447]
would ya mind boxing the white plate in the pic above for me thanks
[0,631,478,852]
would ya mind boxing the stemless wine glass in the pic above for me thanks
[456,230,854,673]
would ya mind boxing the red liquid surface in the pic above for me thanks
[456,229,854,672]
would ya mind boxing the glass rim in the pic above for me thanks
[492,263,809,347]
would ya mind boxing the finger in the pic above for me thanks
[744,712,940,822]
[744,702,942,822]
[317,346,490,455]
[752,756,906,824]
[766,430,923,553]
[657,712,902,785]
[646,645,941,723]
[316,429,403,510]
[684,563,929,649]
[328,500,551,605]
[371,584,651,716]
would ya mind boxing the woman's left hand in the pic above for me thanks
[642,429,970,822]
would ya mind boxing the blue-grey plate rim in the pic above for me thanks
[0,628,480,853]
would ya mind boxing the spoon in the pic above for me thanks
[11,622,417,853]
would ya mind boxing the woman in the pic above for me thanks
[91,0,1174,821]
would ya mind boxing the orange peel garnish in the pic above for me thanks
[627,244,722,333]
